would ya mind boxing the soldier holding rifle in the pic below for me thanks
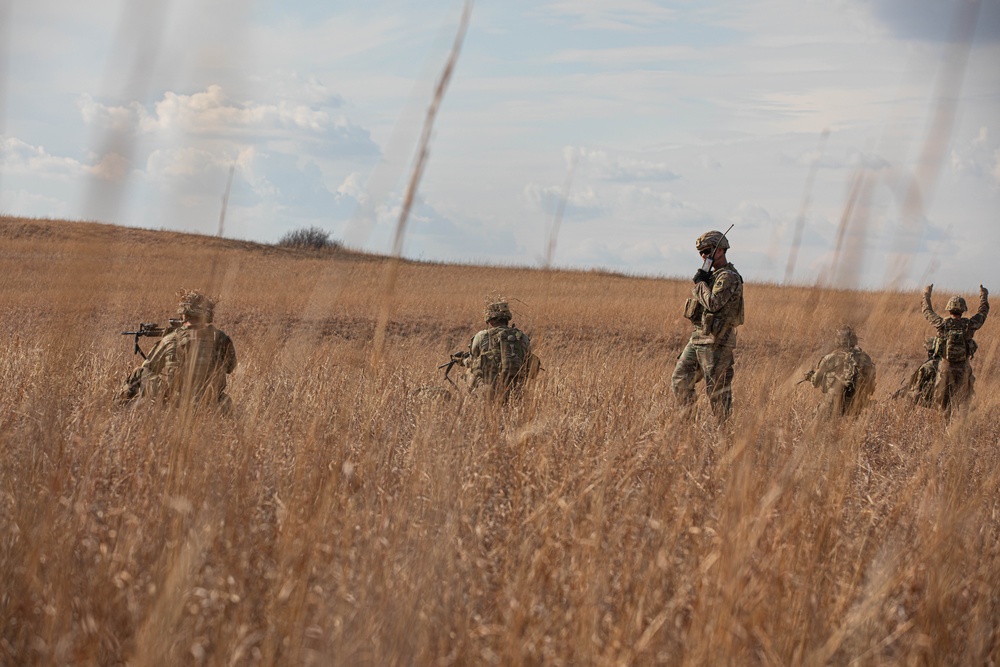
[117,289,237,411]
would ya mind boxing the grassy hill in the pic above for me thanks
[2,216,998,665]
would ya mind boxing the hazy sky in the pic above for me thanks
[1,0,998,290]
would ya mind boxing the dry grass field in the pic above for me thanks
[1,215,998,665]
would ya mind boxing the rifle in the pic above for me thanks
[121,319,182,359]
[797,370,815,386]
[438,350,470,390]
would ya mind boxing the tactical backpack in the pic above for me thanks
[843,349,867,399]
[826,348,873,401]
[479,326,534,387]
[940,323,972,364]
[818,350,859,397]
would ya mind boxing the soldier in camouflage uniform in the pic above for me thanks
[921,284,988,415]
[892,337,940,407]
[671,230,744,421]
[802,325,876,417]
[463,301,536,401]
[118,289,237,410]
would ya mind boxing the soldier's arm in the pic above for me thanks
[141,332,177,375]
[921,285,943,329]
[222,334,237,374]
[810,354,833,389]
[464,332,483,367]
[969,285,989,330]
[694,270,740,312]
[861,351,876,392]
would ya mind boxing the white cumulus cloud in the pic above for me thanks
[0,136,90,179]
[78,85,379,156]
[566,146,680,182]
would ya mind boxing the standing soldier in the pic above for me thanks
[463,300,538,401]
[671,230,744,421]
[922,284,988,416]
[802,325,876,417]
[118,289,237,411]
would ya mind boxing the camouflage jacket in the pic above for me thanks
[810,347,876,397]
[139,323,237,403]
[688,263,744,347]
[922,291,988,356]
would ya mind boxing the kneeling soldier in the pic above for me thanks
[118,289,237,411]
[462,300,538,401]
[803,325,876,417]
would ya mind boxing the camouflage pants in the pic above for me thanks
[671,342,735,420]
[934,359,974,414]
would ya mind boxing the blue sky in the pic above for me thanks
[1,0,998,290]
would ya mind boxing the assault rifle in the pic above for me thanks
[438,350,470,389]
[121,319,182,359]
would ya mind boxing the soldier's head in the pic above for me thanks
[833,325,858,350]
[696,230,730,267]
[945,295,967,317]
[484,301,512,327]
[177,289,215,325]
[924,336,939,360]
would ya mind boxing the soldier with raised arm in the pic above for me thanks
[921,284,989,415]
[671,230,745,421]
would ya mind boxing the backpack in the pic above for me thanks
[842,351,860,398]
[479,326,532,386]
[942,326,969,364]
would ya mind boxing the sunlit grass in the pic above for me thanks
[1,216,997,665]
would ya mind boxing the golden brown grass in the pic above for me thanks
[1,216,998,665]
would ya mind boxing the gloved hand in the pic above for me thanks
[693,269,711,285]
[924,284,933,297]
[980,284,988,298]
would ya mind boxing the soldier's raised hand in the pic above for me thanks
[924,284,933,297]
[980,284,988,298]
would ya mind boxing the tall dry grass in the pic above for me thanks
[1,217,998,665]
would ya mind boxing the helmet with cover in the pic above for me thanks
[177,289,215,323]
[924,336,939,359]
[833,325,858,349]
[945,295,968,314]
[695,230,730,253]
[484,301,512,323]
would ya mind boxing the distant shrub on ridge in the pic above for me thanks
[277,226,342,251]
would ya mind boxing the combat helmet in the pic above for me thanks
[695,230,730,253]
[484,301,512,323]
[945,295,968,314]
[833,325,858,349]
[177,289,215,322]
